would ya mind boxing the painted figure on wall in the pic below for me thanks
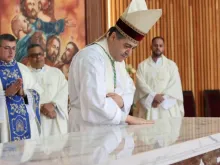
[14,0,70,63]
[45,35,60,66]
[38,0,55,22]
[0,0,85,78]
[55,41,79,79]
[20,0,39,23]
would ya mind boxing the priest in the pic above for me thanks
[68,0,162,126]
[27,43,68,137]
[134,37,184,120]
[0,34,43,143]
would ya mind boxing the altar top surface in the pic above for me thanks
[1,117,220,165]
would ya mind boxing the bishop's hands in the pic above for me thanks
[152,94,164,108]
[107,93,124,108]
[5,78,25,97]
[40,103,57,119]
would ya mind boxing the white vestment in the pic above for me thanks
[0,62,43,143]
[68,38,135,127]
[29,65,68,137]
[134,55,184,120]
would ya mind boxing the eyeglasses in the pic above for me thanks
[29,52,44,58]
[0,46,16,51]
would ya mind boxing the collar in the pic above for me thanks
[151,56,162,64]
[29,65,46,73]
[0,59,16,67]
[149,55,165,67]
[95,38,115,61]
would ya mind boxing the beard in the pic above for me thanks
[152,51,162,57]
[27,9,37,19]
[46,52,58,63]
[61,53,73,64]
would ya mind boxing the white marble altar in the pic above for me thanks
[1,117,220,165]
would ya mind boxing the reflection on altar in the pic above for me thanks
[1,117,220,165]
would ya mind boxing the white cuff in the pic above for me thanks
[160,95,177,110]
[120,111,127,122]
[140,92,156,109]
[121,95,131,115]
[54,104,66,119]
[107,98,123,125]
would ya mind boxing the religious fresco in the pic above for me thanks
[0,0,85,79]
